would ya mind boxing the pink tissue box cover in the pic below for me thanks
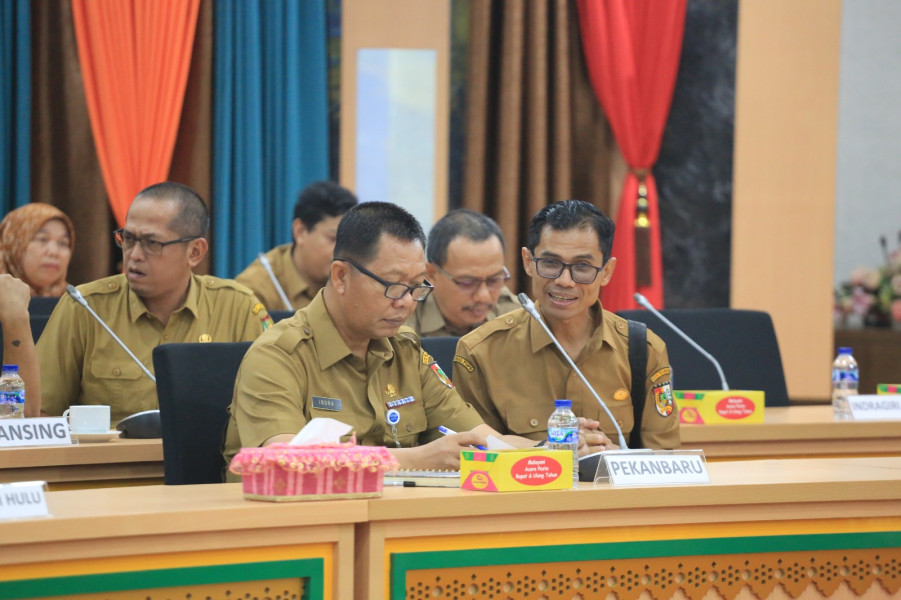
[229,442,398,501]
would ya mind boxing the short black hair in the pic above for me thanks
[293,181,358,230]
[526,200,615,263]
[333,202,426,264]
[134,182,210,238]
[426,209,505,266]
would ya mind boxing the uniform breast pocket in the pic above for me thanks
[503,402,553,436]
[392,404,429,444]
[89,360,143,411]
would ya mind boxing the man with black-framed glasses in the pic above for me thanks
[406,210,520,338]
[224,202,552,475]
[454,200,680,452]
[37,182,270,424]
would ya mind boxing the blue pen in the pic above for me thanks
[438,425,487,451]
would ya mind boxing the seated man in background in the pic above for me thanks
[453,200,680,450]
[223,202,596,476]
[0,274,41,417]
[236,181,357,311]
[405,209,519,338]
[38,182,270,424]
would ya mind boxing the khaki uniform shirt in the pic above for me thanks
[453,303,680,449]
[235,244,316,311]
[223,291,484,475]
[38,274,270,424]
[405,286,521,337]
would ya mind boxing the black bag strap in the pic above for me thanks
[627,319,648,449]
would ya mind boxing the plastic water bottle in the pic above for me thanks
[547,399,579,488]
[0,365,26,419]
[831,347,858,421]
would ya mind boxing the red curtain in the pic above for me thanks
[576,0,686,311]
[72,0,200,226]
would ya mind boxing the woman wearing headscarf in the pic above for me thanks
[0,203,75,297]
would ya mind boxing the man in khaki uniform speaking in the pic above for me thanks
[405,209,520,338]
[235,181,357,312]
[224,202,567,475]
[38,182,270,425]
[453,200,680,450]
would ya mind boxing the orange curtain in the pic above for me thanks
[72,0,200,226]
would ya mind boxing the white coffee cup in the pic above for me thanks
[62,405,111,434]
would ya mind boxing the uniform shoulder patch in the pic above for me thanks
[422,350,437,366]
[430,362,454,388]
[652,381,674,417]
[453,355,474,373]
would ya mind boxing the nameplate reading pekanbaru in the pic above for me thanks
[0,418,71,448]
[604,451,710,486]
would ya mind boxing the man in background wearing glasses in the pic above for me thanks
[405,210,519,338]
[453,200,680,451]
[223,202,554,474]
[37,182,270,424]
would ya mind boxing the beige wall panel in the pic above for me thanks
[340,0,450,222]
[732,0,842,401]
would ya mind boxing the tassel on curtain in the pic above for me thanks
[576,0,687,311]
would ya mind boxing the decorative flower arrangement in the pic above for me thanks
[835,234,901,328]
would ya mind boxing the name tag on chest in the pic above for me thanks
[312,396,343,412]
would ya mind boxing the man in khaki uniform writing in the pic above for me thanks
[235,181,357,312]
[453,200,680,450]
[224,202,598,474]
[38,182,270,424]
[406,209,519,338]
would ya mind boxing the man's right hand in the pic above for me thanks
[390,431,487,471]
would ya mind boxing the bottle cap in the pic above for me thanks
[554,399,572,408]
[1,364,18,373]
[838,347,853,355]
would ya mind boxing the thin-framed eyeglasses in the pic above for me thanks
[334,257,434,302]
[530,255,606,284]
[114,228,201,256]
[435,264,510,293]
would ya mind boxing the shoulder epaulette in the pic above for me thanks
[198,275,256,296]
[79,275,124,296]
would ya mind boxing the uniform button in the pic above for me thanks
[617,420,624,427]
[113,368,121,376]
[405,424,413,432]
[506,317,514,324]
[162,334,168,341]
[303,327,311,335]
[108,282,115,289]
[617,322,624,329]
[529,418,539,427]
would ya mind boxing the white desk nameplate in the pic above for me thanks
[0,481,50,520]
[848,395,901,420]
[598,449,710,486]
[0,417,72,448]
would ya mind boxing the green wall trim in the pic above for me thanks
[389,530,901,599]
[0,557,323,600]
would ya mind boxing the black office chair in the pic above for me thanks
[268,309,295,323]
[421,336,459,376]
[28,296,59,316]
[617,308,790,407]
[153,342,252,485]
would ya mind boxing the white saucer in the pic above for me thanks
[71,430,120,443]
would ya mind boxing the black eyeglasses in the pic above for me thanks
[114,228,200,256]
[435,264,510,293]
[531,255,606,284]
[334,257,434,302]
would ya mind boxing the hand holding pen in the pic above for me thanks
[438,425,488,451]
